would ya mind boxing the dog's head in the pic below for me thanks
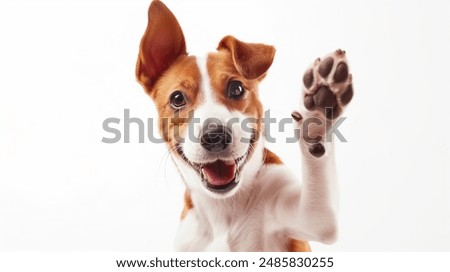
[136,1,275,198]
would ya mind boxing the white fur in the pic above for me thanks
[175,144,337,251]
[172,56,339,251]
[179,56,256,199]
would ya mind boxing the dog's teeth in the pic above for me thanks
[234,173,240,184]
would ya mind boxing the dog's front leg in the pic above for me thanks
[295,133,340,244]
[287,50,353,244]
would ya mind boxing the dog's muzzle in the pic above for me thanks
[196,123,238,194]
[175,122,254,196]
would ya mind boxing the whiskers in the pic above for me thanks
[154,144,180,188]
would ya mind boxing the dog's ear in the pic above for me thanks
[136,0,187,91]
[217,35,275,80]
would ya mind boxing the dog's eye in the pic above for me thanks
[170,91,187,109]
[227,80,245,99]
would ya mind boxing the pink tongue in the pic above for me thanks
[201,161,236,186]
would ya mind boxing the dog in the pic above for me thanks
[135,0,353,251]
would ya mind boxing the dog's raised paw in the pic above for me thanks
[302,49,353,120]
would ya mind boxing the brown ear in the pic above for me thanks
[136,0,187,90]
[217,35,275,80]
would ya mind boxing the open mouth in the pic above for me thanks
[175,144,248,194]
[174,129,257,194]
[199,159,240,193]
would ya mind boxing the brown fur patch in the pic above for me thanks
[287,239,311,252]
[180,191,194,220]
[206,51,264,139]
[263,148,283,165]
[150,55,203,154]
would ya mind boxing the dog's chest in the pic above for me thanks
[176,191,287,251]
[217,204,265,251]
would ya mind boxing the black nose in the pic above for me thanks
[200,124,232,152]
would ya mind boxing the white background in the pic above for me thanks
[0,0,449,251]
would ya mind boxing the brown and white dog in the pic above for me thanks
[136,0,353,251]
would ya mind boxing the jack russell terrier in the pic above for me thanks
[136,0,353,251]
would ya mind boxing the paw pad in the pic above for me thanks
[309,143,325,158]
[318,57,334,78]
[302,49,353,119]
